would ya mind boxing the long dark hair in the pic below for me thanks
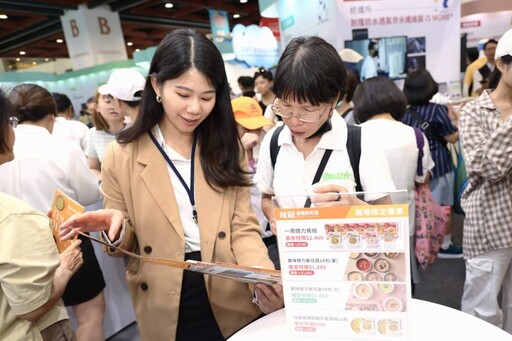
[117,29,249,189]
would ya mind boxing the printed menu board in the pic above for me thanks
[275,204,411,341]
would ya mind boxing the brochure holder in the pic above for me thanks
[273,190,411,341]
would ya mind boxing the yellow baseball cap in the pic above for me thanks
[231,96,274,130]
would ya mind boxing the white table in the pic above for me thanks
[229,299,512,340]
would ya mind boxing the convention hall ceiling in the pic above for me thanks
[0,0,260,63]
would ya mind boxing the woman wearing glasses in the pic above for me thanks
[254,36,395,236]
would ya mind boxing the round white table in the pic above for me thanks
[229,299,512,340]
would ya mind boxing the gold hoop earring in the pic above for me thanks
[156,95,162,103]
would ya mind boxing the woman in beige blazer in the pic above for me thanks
[59,29,283,340]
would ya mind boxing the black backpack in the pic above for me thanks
[269,125,363,192]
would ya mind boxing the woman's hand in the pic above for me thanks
[59,209,124,242]
[254,283,284,314]
[310,184,365,207]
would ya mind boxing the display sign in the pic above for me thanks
[275,203,411,341]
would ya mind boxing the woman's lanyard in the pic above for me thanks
[148,129,199,224]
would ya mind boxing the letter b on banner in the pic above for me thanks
[70,19,79,37]
[98,17,110,35]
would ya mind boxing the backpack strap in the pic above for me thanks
[346,125,363,192]
[270,124,363,193]
[412,127,425,176]
[270,125,285,169]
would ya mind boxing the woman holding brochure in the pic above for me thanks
[59,29,283,341]
[254,35,396,237]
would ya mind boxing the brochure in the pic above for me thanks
[77,229,281,285]
[50,189,82,253]
[275,203,411,341]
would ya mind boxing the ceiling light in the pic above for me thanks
[165,2,174,8]
[19,51,26,55]
[45,58,49,62]
[240,0,248,3]
[32,61,37,65]
[16,58,20,61]
[0,14,8,19]
[233,13,240,19]
[135,48,141,52]
[56,39,63,43]
[127,42,133,46]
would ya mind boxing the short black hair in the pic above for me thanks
[368,41,378,50]
[403,68,438,105]
[273,36,346,106]
[466,47,479,64]
[53,92,72,113]
[483,39,498,50]
[254,68,273,82]
[238,76,254,90]
[353,76,407,123]
[0,88,10,154]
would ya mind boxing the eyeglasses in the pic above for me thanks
[271,99,333,123]
[9,116,19,128]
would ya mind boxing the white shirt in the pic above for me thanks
[154,125,201,252]
[52,117,89,153]
[360,55,378,81]
[360,119,435,235]
[254,113,396,209]
[0,125,101,213]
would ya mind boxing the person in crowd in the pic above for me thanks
[360,40,379,81]
[79,97,94,128]
[254,68,275,112]
[237,76,256,98]
[459,28,512,333]
[52,92,89,153]
[472,39,498,96]
[98,68,145,125]
[58,29,283,341]
[0,88,83,341]
[254,36,395,239]
[86,90,126,182]
[354,76,435,287]
[462,39,489,98]
[231,96,278,268]
[402,69,461,258]
[336,69,360,125]
[0,84,106,341]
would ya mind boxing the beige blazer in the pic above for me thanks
[101,133,274,340]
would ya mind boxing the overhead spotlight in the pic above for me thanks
[19,51,26,55]
[127,42,133,46]
[56,39,64,43]
[135,48,141,52]
[0,14,8,19]
[165,2,174,8]
[240,0,248,3]
[32,61,37,65]
[233,13,240,19]
[16,58,20,61]
[45,58,49,62]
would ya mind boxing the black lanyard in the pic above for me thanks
[148,130,199,224]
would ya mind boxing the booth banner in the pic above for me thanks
[275,203,411,341]
[461,11,512,47]
[277,0,338,49]
[231,24,279,69]
[208,9,230,41]
[336,0,461,84]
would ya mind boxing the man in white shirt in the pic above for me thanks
[472,39,498,96]
[360,41,379,82]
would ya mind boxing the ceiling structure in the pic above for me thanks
[0,0,261,69]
